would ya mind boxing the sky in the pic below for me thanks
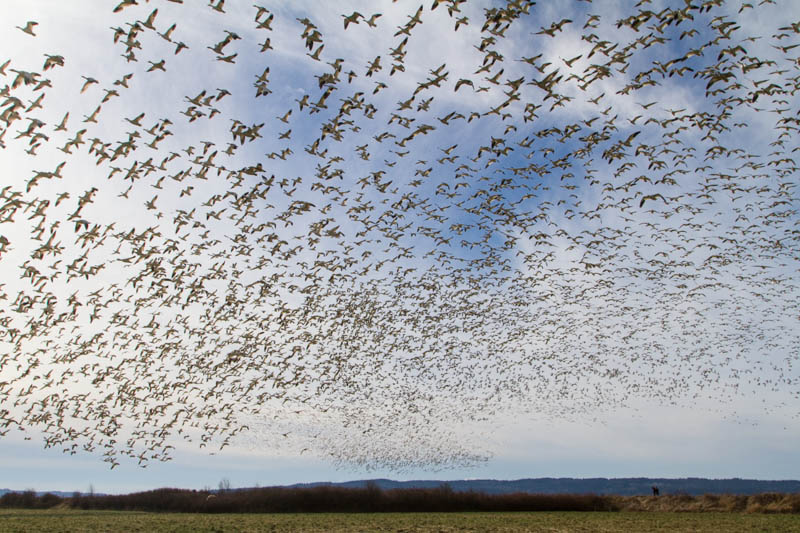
[0,0,798,494]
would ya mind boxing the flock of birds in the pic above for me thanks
[0,0,798,471]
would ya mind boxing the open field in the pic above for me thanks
[2,510,800,533]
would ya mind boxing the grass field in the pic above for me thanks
[2,509,800,532]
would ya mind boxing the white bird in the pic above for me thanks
[16,21,38,36]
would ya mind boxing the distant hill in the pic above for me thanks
[4,478,800,498]
[0,489,100,498]
[282,478,800,496]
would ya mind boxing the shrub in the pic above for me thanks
[0,490,63,509]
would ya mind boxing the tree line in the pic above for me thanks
[2,484,800,513]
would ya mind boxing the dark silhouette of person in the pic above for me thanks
[652,485,660,496]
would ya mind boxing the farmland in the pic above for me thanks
[2,509,800,533]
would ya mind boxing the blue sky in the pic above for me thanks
[0,0,798,493]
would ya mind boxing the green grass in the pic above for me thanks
[1,509,800,532]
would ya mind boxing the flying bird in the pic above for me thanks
[16,21,38,36]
